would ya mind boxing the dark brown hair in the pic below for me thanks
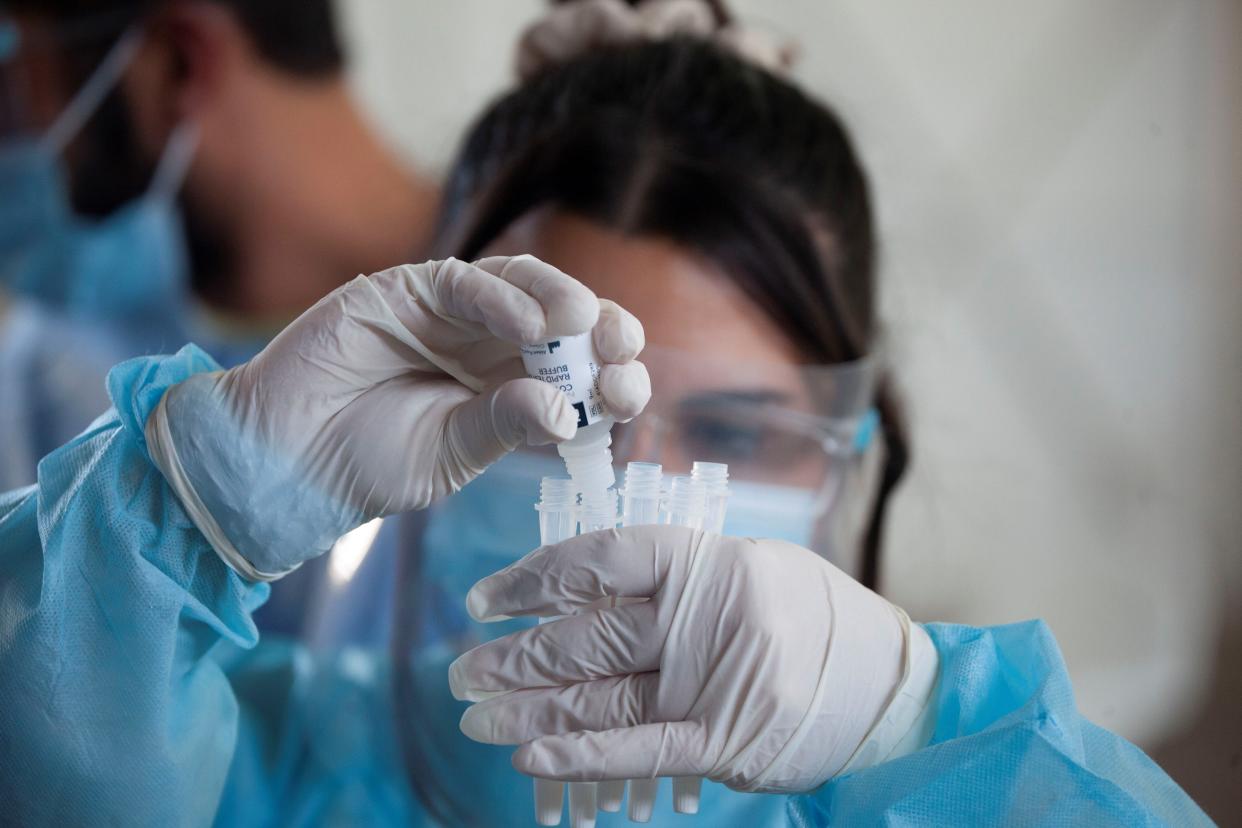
[8,0,344,75]
[436,36,909,590]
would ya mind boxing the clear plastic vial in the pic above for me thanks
[533,476,577,826]
[664,475,707,529]
[596,779,626,814]
[691,461,730,534]
[600,460,667,816]
[536,476,578,546]
[568,782,597,828]
[577,488,618,534]
[621,462,663,527]
[668,467,731,815]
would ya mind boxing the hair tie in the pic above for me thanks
[515,0,798,81]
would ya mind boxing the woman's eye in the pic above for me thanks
[679,416,765,463]
[675,412,829,483]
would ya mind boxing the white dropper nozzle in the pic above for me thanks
[557,419,616,492]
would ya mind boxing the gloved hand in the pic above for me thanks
[449,526,939,793]
[145,256,650,581]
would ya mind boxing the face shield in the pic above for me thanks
[611,345,879,573]
[372,344,882,824]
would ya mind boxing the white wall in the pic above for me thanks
[336,0,1242,751]
[339,0,545,173]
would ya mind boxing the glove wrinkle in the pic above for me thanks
[748,575,838,792]
[455,528,920,792]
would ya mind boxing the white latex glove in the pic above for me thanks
[449,526,939,793]
[145,256,650,581]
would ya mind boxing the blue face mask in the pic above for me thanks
[723,479,819,547]
[727,469,874,578]
[0,27,196,319]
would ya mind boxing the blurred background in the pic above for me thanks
[3,0,1239,820]
[338,0,1241,817]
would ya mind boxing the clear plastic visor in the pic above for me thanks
[611,343,878,490]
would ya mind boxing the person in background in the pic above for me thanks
[0,0,438,489]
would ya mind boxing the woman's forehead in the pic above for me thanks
[483,209,805,366]
[641,344,809,400]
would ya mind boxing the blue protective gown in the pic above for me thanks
[0,293,272,490]
[0,298,117,490]
[0,348,1211,826]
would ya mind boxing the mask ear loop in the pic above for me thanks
[147,119,199,200]
[41,25,142,156]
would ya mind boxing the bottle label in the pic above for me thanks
[520,332,607,428]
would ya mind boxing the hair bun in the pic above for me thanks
[515,0,798,81]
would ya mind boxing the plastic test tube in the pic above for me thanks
[664,475,707,529]
[567,486,616,828]
[607,462,665,819]
[620,462,663,527]
[626,474,711,821]
[691,461,730,535]
[665,475,711,815]
[577,488,619,534]
[577,483,623,817]
[533,477,577,827]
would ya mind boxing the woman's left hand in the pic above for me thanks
[449,525,938,793]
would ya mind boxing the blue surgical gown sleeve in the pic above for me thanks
[211,639,429,827]
[788,621,1211,827]
[0,346,271,825]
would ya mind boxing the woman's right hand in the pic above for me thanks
[145,256,650,581]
